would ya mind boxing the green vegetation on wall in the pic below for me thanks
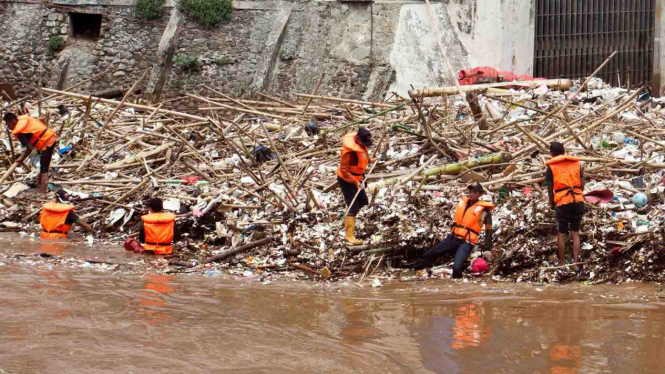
[134,0,165,20]
[178,0,232,29]
[47,36,65,56]
[174,54,200,71]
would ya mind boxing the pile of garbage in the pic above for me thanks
[0,76,664,284]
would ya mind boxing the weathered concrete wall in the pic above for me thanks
[0,0,536,104]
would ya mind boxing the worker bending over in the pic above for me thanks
[139,198,180,255]
[546,142,585,272]
[40,190,94,239]
[413,183,494,278]
[336,127,374,245]
[4,113,57,198]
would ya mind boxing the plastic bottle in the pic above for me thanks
[615,211,637,221]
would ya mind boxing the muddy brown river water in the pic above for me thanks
[1,234,664,373]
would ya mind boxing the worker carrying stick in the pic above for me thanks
[40,189,95,239]
[545,142,585,273]
[336,128,375,245]
[412,183,494,278]
[4,113,57,198]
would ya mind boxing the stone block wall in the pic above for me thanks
[0,2,163,97]
[0,0,539,105]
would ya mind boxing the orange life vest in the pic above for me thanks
[142,212,176,255]
[12,115,56,151]
[451,196,494,244]
[336,133,369,183]
[546,155,583,207]
[40,202,75,239]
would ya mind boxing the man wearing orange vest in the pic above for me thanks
[4,113,57,198]
[40,190,94,239]
[336,128,373,245]
[139,197,180,255]
[412,183,494,278]
[546,142,585,272]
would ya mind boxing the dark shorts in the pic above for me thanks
[337,176,368,216]
[556,202,585,234]
[39,144,55,173]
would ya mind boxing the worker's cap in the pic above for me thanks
[550,141,565,155]
[467,182,485,194]
[357,127,373,147]
[56,189,70,204]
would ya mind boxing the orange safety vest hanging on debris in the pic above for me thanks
[451,196,494,244]
[142,212,176,255]
[336,133,369,183]
[12,115,56,151]
[546,155,583,207]
[40,202,75,239]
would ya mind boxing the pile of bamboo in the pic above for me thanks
[0,73,664,282]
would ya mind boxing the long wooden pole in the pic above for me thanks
[42,88,208,122]
[93,70,149,148]
[302,73,325,115]
[0,148,31,184]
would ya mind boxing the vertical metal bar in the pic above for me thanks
[634,0,640,87]
[575,0,584,75]
[627,0,633,88]
[651,0,657,90]
[544,0,549,78]
[592,0,599,80]
[580,0,585,79]
[534,0,540,77]
[552,0,561,78]
[550,0,556,79]
[628,0,639,88]
[566,0,575,77]
[615,0,621,86]
[643,0,649,86]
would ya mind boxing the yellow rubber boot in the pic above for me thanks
[344,216,363,245]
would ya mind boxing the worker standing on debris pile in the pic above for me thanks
[336,127,374,245]
[40,190,95,239]
[139,198,180,255]
[3,113,57,198]
[546,142,585,273]
[412,183,494,278]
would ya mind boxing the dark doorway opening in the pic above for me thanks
[70,12,102,40]
[534,0,655,89]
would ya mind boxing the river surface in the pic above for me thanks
[1,234,664,373]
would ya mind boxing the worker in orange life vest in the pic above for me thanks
[546,142,585,273]
[412,183,494,278]
[40,190,95,239]
[138,197,180,255]
[4,113,57,198]
[336,128,375,245]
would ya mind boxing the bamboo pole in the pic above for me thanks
[302,73,325,114]
[94,70,149,148]
[0,148,31,184]
[409,79,574,98]
[42,88,208,122]
[294,93,396,108]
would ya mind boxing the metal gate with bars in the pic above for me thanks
[534,0,655,89]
